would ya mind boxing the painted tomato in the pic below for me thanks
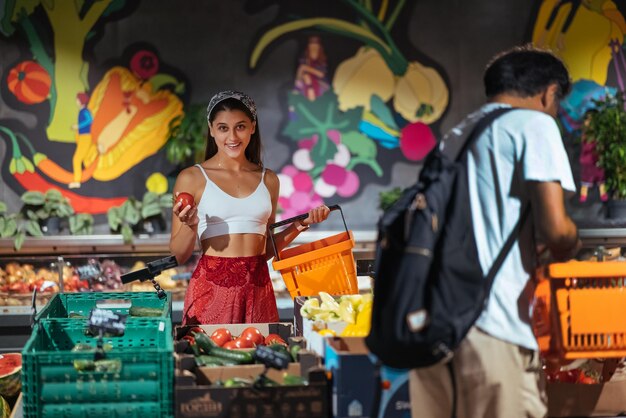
[7,60,52,104]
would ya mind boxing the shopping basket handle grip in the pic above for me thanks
[268,204,348,262]
[268,204,341,230]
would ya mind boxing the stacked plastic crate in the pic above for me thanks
[21,292,174,418]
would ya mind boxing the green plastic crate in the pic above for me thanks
[22,318,173,418]
[34,291,172,322]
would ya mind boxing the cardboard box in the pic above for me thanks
[324,337,411,418]
[175,322,293,342]
[302,317,348,357]
[175,363,330,418]
[547,380,626,417]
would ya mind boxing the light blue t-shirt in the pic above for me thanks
[442,103,576,350]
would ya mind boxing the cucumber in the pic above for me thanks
[193,332,253,364]
[195,355,226,367]
[129,306,163,317]
[207,346,254,364]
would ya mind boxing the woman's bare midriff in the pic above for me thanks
[201,233,267,257]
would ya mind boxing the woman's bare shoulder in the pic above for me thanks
[263,168,279,189]
[175,165,204,191]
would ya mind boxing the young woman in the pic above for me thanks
[170,90,329,324]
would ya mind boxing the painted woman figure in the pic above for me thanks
[295,36,330,101]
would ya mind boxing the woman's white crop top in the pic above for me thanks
[194,164,272,240]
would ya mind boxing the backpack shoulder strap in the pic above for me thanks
[484,203,531,295]
[455,106,514,162]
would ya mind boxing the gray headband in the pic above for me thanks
[206,90,257,123]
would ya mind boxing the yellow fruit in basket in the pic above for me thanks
[318,329,336,336]
[338,299,356,324]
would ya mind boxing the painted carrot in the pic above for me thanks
[33,152,98,184]
[15,132,98,184]
[13,170,126,214]
[2,126,127,214]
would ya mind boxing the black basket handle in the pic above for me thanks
[269,204,348,261]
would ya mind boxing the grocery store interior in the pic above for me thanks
[2,1,626,417]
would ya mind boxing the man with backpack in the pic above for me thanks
[407,46,582,417]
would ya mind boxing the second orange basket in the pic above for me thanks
[532,260,626,360]
[269,205,358,298]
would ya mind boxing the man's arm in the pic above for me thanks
[528,181,581,261]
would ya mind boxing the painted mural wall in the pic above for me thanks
[0,0,624,240]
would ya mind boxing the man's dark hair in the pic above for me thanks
[484,45,571,100]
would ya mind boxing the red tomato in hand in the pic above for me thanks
[210,328,233,347]
[240,327,265,346]
[265,333,287,346]
[175,192,195,208]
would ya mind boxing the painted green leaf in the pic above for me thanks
[283,90,361,140]
[250,17,391,69]
[310,138,338,168]
[370,95,398,130]
[342,131,377,159]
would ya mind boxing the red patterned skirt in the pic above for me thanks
[182,254,279,325]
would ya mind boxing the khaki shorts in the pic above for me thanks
[409,326,547,418]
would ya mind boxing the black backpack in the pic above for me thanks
[365,107,529,369]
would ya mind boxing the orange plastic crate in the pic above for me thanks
[532,260,626,360]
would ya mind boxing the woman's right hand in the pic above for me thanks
[173,192,199,228]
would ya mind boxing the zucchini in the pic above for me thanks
[129,306,163,317]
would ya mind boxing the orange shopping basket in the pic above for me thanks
[532,260,626,360]
[269,204,358,298]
